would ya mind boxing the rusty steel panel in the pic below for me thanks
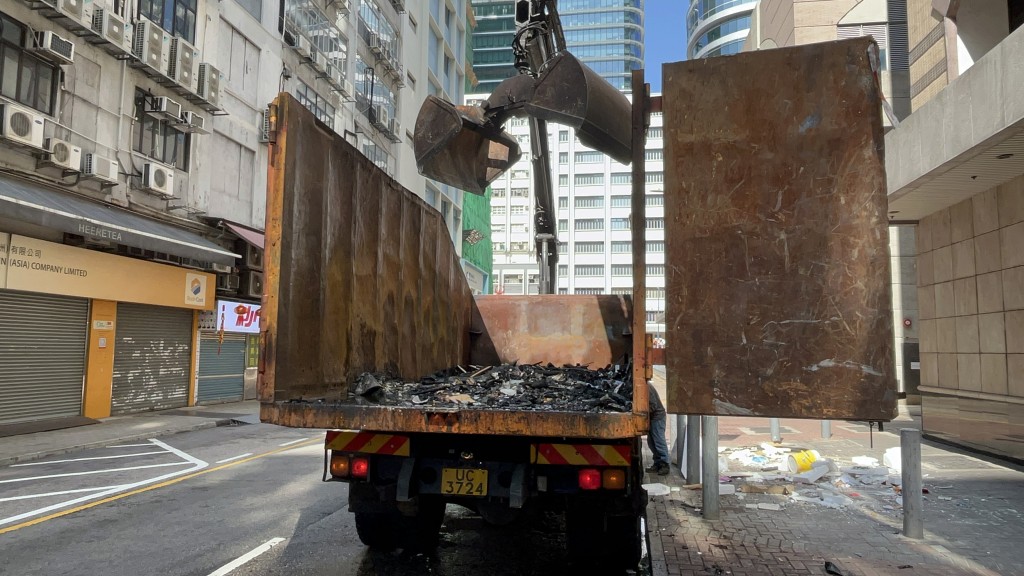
[662,38,897,420]
[260,401,648,439]
[469,295,633,368]
[260,93,473,404]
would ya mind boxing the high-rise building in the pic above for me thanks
[687,0,757,59]
[468,1,662,333]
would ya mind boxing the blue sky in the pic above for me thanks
[644,0,689,91]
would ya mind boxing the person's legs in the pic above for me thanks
[645,383,670,475]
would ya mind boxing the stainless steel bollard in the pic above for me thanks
[686,414,701,483]
[901,428,923,539]
[701,415,719,520]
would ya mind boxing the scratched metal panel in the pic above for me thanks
[112,303,192,414]
[261,94,473,403]
[662,38,897,420]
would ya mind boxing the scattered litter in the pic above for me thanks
[719,484,736,495]
[745,503,760,509]
[852,456,879,467]
[824,561,847,576]
[670,487,681,492]
[897,566,914,570]
[642,483,671,497]
[793,462,830,484]
[938,496,952,501]
[757,503,781,511]
[681,483,702,490]
[884,447,901,472]
[787,449,822,473]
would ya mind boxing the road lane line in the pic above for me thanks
[0,438,319,534]
[0,462,191,484]
[105,443,155,448]
[215,453,253,464]
[278,438,311,447]
[0,438,208,528]
[11,451,170,466]
[207,538,286,576]
[0,485,131,503]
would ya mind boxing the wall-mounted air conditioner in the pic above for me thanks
[133,17,170,75]
[91,9,132,55]
[240,270,263,298]
[141,162,174,198]
[82,153,119,184]
[387,119,402,143]
[168,37,200,93]
[310,50,328,73]
[210,262,233,274]
[0,103,45,150]
[40,138,82,171]
[372,105,389,130]
[53,0,85,23]
[216,274,240,292]
[30,31,75,65]
[197,63,221,108]
[145,96,182,121]
[242,244,263,271]
[290,34,311,59]
[175,111,207,134]
[369,34,383,56]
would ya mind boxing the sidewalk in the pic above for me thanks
[0,401,261,466]
[644,389,1024,575]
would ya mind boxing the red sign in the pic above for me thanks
[216,299,261,333]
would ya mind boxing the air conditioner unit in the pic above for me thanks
[141,162,174,198]
[240,270,264,298]
[133,17,170,75]
[30,31,75,65]
[310,50,328,73]
[210,262,233,274]
[81,153,119,184]
[41,138,82,171]
[0,103,45,150]
[176,110,208,134]
[324,64,341,89]
[337,0,350,14]
[216,274,240,292]
[291,34,311,59]
[92,9,132,54]
[387,119,402,142]
[168,37,200,93]
[196,63,221,107]
[145,96,183,120]
[339,79,353,99]
[54,0,84,23]
[369,34,383,56]
[242,244,263,271]
[258,108,271,143]
[372,105,389,130]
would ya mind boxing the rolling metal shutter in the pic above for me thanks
[197,333,246,404]
[111,303,193,414]
[0,291,88,425]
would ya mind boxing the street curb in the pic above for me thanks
[0,418,233,467]
[647,510,669,576]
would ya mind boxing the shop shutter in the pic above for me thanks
[0,291,88,425]
[111,303,193,414]
[197,333,246,403]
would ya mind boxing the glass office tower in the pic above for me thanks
[686,0,756,59]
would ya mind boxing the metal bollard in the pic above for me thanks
[821,420,832,439]
[675,414,686,465]
[701,415,719,520]
[770,418,781,443]
[901,428,923,539]
[686,414,701,483]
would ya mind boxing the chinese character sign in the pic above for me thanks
[216,299,262,334]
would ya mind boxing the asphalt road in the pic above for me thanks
[0,422,632,576]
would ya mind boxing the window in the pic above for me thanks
[558,197,568,209]
[646,172,664,184]
[611,196,630,207]
[558,265,568,276]
[611,173,631,185]
[138,0,198,43]
[510,205,528,214]
[575,173,604,186]
[0,14,59,114]
[575,151,603,163]
[510,242,529,252]
[575,242,604,254]
[132,90,190,170]
[511,223,528,233]
[558,242,567,254]
[575,265,604,276]
[647,241,665,252]
[511,187,529,197]
[511,169,529,179]
[559,130,569,142]
[646,218,665,229]
[647,288,665,299]
[646,194,664,206]
[559,152,569,164]
[492,206,506,215]
[575,197,604,209]
[295,82,336,129]
[492,224,506,234]
[612,241,631,253]
[646,265,665,276]
[492,188,506,197]
[645,149,663,161]
[558,219,568,232]
[575,219,603,231]
[559,174,569,186]
[611,288,632,295]
[575,288,603,295]
[647,127,662,138]
[528,273,539,285]
[612,265,632,276]
[611,218,630,230]
[493,242,506,252]
[646,312,659,322]
[504,273,523,284]
[559,288,568,294]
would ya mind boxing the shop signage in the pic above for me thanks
[210,299,262,334]
[0,233,214,310]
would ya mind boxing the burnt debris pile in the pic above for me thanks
[351,363,633,413]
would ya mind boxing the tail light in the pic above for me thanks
[602,469,626,490]
[329,453,350,478]
[578,468,601,490]
[352,457,370,479]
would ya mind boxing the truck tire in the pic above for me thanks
[355,511,402,549]
[566,505,642,572]
[409,496,446,552]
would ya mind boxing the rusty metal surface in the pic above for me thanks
[469,295,633,368]
[662,38,897,420]
[631,69,649,416]
[260,93,473,404]
[260,402,648,439]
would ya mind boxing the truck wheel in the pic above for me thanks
[409,496,446,552]
[355,511,402,549]
[606,513,642,570]
[566,506,642,572]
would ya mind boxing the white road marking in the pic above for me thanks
[0,462,191,484]
[278,438,311,447]
[105,443,155,448]
[11,451,170,467]
[207,538,286,576]
[0,485,131,503]
[0,439,208,527]
[215,453,253,464]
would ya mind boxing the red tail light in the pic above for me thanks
[351,457,370,479]
[578,468,601,490]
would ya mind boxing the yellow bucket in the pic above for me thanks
[787,450,821,473]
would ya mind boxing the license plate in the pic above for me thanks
[441,468,488,496]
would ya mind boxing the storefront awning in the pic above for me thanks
[0,176,239,265]
[222,221,265,249]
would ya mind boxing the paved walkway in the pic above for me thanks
[645,376,1024,576]
[0,401,260,466]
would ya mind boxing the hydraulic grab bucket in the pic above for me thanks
[413,96,522,195]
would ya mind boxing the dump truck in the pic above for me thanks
[258,6,896,570]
